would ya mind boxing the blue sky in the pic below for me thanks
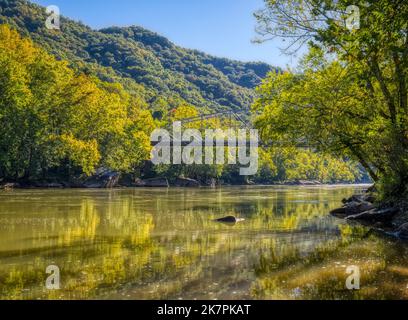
[31,0,301,67]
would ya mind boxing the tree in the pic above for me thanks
[254,0,408,199]
[0,24,153,180]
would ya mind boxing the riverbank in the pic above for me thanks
[2,185,391,300]
[0,178,370,190]
[330,187,408,240]
[7,177,397,238]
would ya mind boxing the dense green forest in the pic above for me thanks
[253,0,407,203]
[0,24,154,180]
[0,0,278,114]
[0,0,367,186]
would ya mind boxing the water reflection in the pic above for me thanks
[0,186,407,300]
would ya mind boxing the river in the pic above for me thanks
[1,185,407,300]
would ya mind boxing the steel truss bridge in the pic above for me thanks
[151,110,313,148]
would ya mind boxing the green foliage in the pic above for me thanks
[0,1,366,185]
[0,0,277,114]
[152,105,362,184]
[254,0,408,197]
[0,25,153,180]
[250,148,362,184]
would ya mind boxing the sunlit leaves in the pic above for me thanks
[0,25,155,179]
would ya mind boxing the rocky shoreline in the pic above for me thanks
[0,176,212,189]
[0,170,341,190]
[330,186,408,240]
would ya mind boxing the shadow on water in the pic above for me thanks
[0,186,407,300]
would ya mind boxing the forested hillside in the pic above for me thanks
[0,0,278,114]
[0,24,154,181]
[0,0,366,185]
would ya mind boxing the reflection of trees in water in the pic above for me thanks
[111,188,364,299]
[1,187,392,300]
[57,200,100,245]
[252,225,408,300]
[0,196,156,299]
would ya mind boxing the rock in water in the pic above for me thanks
[395,223,408,239]
[83,168,120,188]
[346,207,400,222]
[214,216,245,223]
[330,200,375,218]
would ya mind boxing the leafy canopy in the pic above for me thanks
[254,0,408,198]
[0,24,154,180]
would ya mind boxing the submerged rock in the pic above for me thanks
[214,216,245,223]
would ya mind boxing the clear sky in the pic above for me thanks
[31,0,301,67]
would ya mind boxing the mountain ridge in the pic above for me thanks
[0,0,279,114]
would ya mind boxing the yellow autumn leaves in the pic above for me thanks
[0,24,155,179]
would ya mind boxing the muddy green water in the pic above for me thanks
[1,186,408,300]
